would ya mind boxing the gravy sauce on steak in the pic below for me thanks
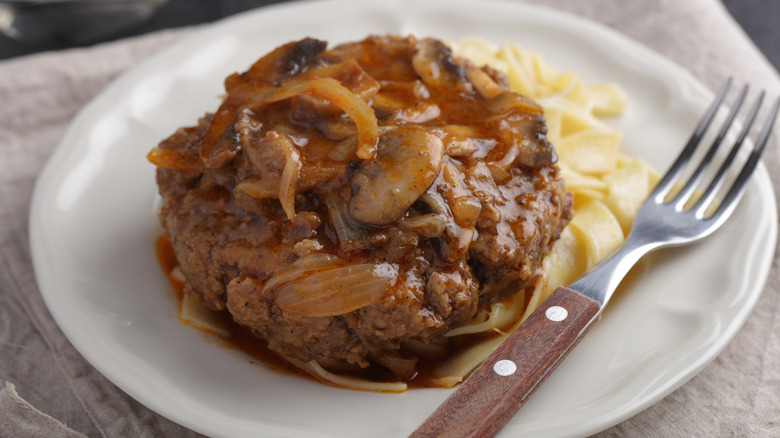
[149,35,572,382]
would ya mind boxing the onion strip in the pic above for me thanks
[325,193,369,247]
[147,148,204,173]
[429,335,506,388]
[199,97,242,169]
[399,214,446,238]
[262,253,341,294]
[252,78,379,159]
[201,59,380,170]
[279,147,301,220]
[275,263,398,317]
[290,359,407,393]
[234,177,278,199]
[445,290,525,337]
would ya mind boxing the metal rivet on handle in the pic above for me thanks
[493,359,517,376]
[545,306,568,322]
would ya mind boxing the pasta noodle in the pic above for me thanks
[180,295,230,338]
[432,37,660,386]
[171,36,658,390]
[289,359,409,392]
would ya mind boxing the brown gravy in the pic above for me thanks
[155,234,522,390]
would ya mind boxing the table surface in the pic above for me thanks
[0,0,778,73]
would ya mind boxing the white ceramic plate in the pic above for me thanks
[30,0,777,437]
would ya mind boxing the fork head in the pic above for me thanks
[632,79,780,246]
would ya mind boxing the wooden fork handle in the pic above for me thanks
[410,286,602,438]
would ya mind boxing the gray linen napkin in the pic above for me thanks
[0,383,86,438]
[0,0,778,437]
[0,29,202,438]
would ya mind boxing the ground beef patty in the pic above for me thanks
[150,35,572,378]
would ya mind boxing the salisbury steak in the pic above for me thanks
[150,35,572,379]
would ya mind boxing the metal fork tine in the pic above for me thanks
[693,90,764,216]
[673,85,749,210]
[650,78,732,202]
[703,95,780,223]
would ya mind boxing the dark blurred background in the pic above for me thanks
[0,0,777,72]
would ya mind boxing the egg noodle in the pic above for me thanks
[175,37,659,391]
[428,37,660,387]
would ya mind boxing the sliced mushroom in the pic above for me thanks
[239,37,328,87]
[201,39,328,168]
[488,94,556,168]
[349,126,444,226]
[412,38,472,94]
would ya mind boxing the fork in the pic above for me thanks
[411,79,780,438]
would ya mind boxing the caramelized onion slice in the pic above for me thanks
[487,91,544,116]
[465,66,503,99]
[290,359,407,393]
[147,148,204,173]
[263,253,341,293]
[254,77,379,159]
[441,158,482,228]
[230,58,380,103]
[235,177,278,199]
[203,60,381,169]
[371,349,418,381]
[234,130,301,219]
[279,147,301,220]
[418,190,474,264]
[275,263,398,317]
[399,214,446,238]
[236,161,342,203]
[199,98,242,169]
[325,193,370,249]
